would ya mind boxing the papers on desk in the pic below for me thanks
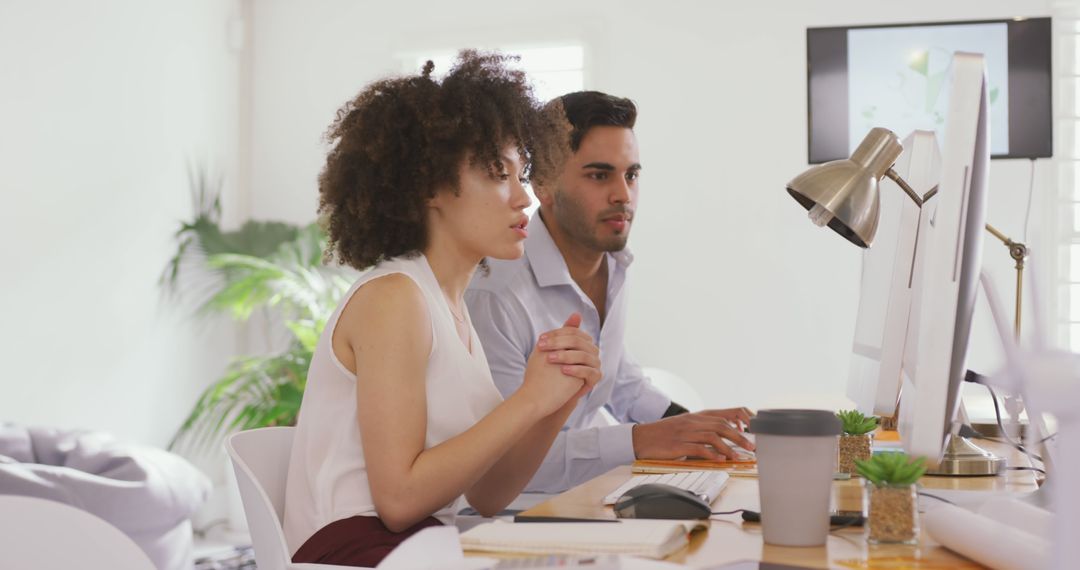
[922,502,1051,570]
[459,519,708,559]
[377,526,495,569]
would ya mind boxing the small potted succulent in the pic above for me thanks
[837,409,878,475]
[855,452,927,544]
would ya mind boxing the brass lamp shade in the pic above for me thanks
[787,127,904,248]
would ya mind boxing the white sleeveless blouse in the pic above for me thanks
[283,254,504,554]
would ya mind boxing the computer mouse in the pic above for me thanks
[612,483,712,520]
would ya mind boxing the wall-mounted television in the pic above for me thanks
[806,17,1051,164]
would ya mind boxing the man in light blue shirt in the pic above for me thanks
[466,91,754,493]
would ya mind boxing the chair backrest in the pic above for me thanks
[226,426,296,570]
[0,495,155,570]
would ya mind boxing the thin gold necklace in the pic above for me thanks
[449,306,466,324]
[445,296,466,324]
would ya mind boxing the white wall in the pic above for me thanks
[0,0,247,446]
[247,0,1054,413]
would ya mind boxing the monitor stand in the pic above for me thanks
[925,407,1005,476]
[925,435,1006,476]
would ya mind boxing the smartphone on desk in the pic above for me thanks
[739,510,865,527]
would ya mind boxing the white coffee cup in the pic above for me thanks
[750,409,841,547]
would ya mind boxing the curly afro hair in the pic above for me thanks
[318,50,562,271]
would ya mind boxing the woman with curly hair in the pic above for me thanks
[282,51,602,567]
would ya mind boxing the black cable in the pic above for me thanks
[964,370,1009,441]
[985,385,1024,448]
[984,385,1045,462]
[829,516,865,533]
[978,432,1056,445]
[711,509,747,516]
[972,435,1046,462]
[1007,466,1047,475]
[965,372,1054,460]
[918,491,956,505]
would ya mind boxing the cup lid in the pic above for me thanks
[749,409,841,436]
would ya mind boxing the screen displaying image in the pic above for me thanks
[847,23,1010,156]
[806,18,1051,164]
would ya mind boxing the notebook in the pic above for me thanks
[459,519,708,559]
[632,457,756,475]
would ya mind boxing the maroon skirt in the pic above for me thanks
[292,515,444,567]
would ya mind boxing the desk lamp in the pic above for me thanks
[788,127,1028,335]
[787,127,1028,476]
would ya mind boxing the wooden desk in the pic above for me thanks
[516,440,1038,569]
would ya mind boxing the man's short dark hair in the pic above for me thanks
[554,91,637,151]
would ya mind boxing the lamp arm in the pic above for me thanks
[985,223,1012,246]
[884,168,939,207]
[983,223,1029,268]
[983,223,1029,340]
[883,165,1027,339]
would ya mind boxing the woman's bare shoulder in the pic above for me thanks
[334,273,432,362]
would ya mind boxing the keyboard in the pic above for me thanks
[602,470,730,505]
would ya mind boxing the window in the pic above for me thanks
[1057,10,1080,350]
[411,45,584,103]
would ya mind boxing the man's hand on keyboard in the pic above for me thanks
[631,409,755,461]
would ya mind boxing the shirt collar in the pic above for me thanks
[525,210,634,289]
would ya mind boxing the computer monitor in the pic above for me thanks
[897,52,992,467]
[846,131,938,417]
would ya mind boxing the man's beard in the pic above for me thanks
[552,189,632,252]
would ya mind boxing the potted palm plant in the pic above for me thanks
[163,171,354,455]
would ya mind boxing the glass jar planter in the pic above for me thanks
[864,482,919,544]
[838,433,873,475]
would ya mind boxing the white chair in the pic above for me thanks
[642,366,706,412]
[225,427,356,570]
[0,495,155,570]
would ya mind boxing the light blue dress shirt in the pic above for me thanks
[465,212,671,493]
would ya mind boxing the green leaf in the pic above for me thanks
[855,457,885,483]
[170,347,310,454]
[286,320,321,353]
[837,409,879,435]
[203,268,281,320]
[221,220,301,259]
[857,452,927,486]
[163,176,358,455]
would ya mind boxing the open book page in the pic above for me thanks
[459,519,708,560]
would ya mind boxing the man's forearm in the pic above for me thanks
[520,423,637,494]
